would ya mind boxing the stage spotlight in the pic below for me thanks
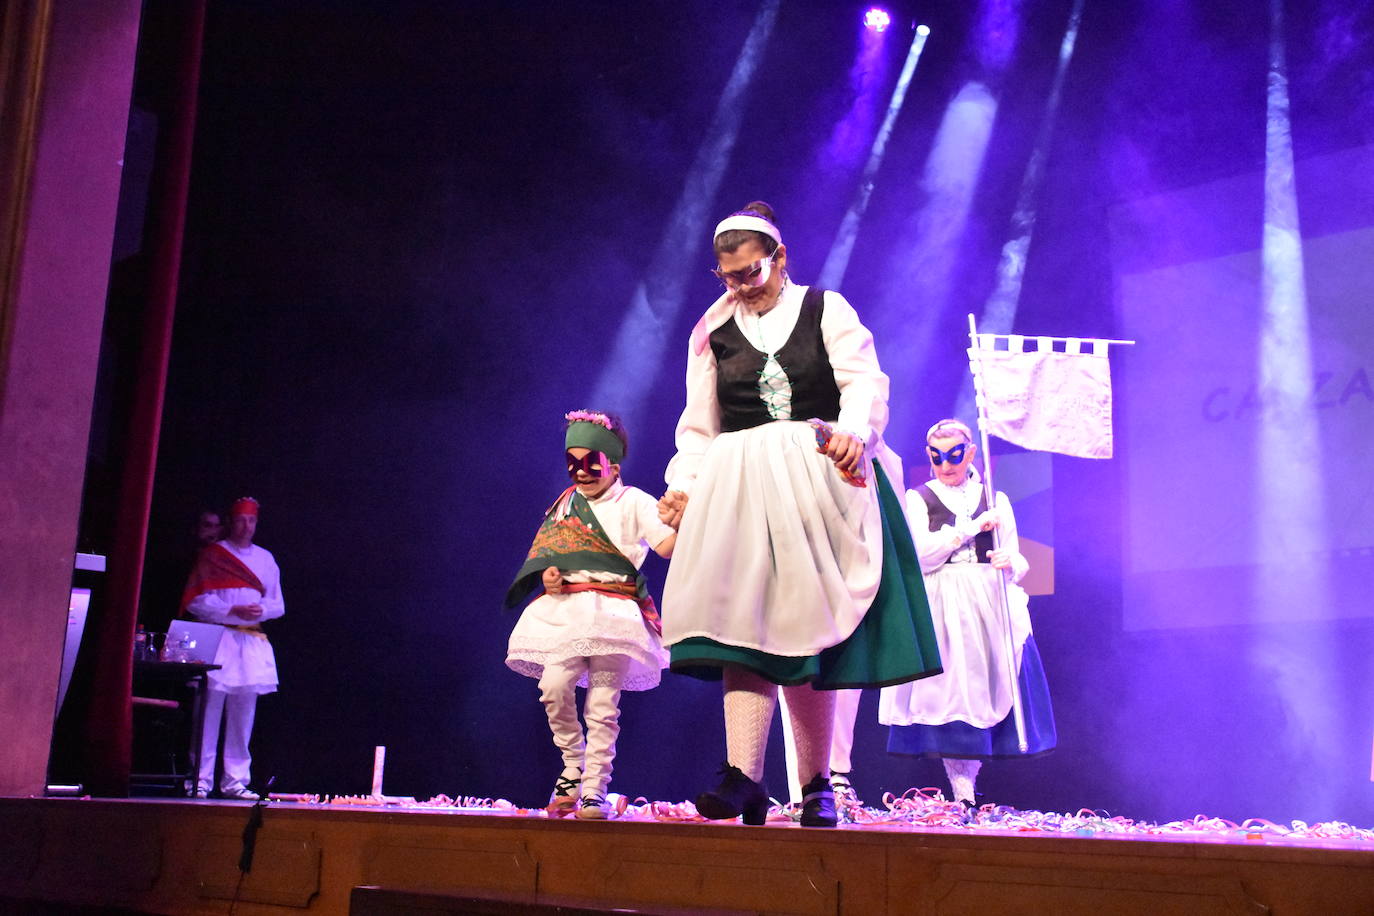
[863,8,891,32]
[916,23,930,36]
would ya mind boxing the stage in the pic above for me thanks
[1,796,1371,915]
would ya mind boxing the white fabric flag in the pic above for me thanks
[969,335,1114,459]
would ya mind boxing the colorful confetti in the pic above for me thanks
[265,787,1374,844]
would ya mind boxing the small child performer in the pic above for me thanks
[504,410,677,819]
[879,418,1056,808]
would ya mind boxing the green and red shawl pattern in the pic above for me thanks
[503,487,661,634]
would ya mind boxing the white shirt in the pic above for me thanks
[906,479,1029,582]
[561,480,675,583]
[185,540,284,692]
[666,283,890,493]
[186,541,286,625]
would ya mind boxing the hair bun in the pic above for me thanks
[740,200,777,225]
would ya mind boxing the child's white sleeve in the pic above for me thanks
[634,488,676,553]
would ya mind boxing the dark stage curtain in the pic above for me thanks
[0,0,51,391]
[79,0,206,797]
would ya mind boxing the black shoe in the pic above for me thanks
[799,773,837,828]
[695,763,769,826]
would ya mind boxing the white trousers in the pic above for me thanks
[537,655,631,797]
[198,689,258,794]
[830,688,862,774]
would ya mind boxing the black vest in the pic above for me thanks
[915,482,992,563]
[710,286,843,433]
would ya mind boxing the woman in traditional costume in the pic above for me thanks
[879,419,1056,808]
[658,201,941,827]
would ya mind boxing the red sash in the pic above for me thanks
[180,543,265,614]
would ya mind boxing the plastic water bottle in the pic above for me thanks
[133,625,149,662]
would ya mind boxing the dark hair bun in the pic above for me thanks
[740,200,777,225]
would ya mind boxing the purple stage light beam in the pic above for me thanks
[818,25,932,289]
[817,18,892,174]
[584,0,781,434]
[973,0,1024,76]
[870,2,1042,413]
[1254,0,1335,789]
[874,78,999,391]
[953,0,1084,425]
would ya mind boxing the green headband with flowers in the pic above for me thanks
[564,410,624,464]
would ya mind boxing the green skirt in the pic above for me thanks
[669,464,943,689]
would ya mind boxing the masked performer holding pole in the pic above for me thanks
[879,419,1056,809]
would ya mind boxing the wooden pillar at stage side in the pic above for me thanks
[0,0,143,796]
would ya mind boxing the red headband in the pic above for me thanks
[231,497,259,517]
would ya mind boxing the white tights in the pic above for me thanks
[537,655,631,798]
[942,757,983,804]
[723,666,835,787]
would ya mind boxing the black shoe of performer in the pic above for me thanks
[695,763,769,826]
[799,773,838,828]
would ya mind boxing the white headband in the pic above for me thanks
[713,214,782,245]
[927,419,974,443]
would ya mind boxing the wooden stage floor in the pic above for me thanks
[2,796,1372,914]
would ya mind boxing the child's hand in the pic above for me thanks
[658,490,688,529]
[542,566,564,594]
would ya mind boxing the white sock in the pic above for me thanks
[942,758,982,803]
[780,683,835,789]
[722,667,778,784]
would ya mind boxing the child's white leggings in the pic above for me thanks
[537,654,631,798]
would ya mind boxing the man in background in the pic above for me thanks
[194,509,224,548]
[181,497,284,799]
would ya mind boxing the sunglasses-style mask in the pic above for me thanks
[928,442,970,465]
[712,253,776,289]
[567,450,611,480]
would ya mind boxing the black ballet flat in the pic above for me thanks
[695,763,769,826]
[799,773,837,828]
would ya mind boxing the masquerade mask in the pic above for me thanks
[928,442,970,465]
[712,253,776,289]
[567,450,611,480]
